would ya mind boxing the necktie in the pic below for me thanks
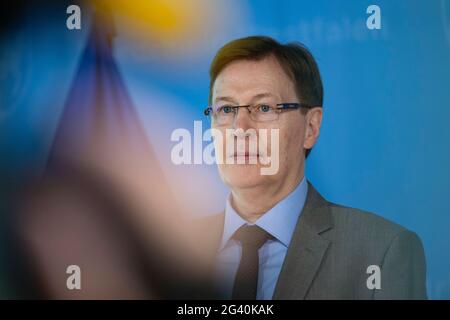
[231,225,273,300]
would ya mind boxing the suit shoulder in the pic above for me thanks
[327,201,411,239]
[322,202,426,267]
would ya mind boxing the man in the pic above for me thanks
[201,36,427,299]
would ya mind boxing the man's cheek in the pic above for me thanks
[278,131,297,168]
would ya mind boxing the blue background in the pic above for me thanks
[0,0,449,298]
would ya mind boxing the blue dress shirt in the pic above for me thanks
[215,176,308,300]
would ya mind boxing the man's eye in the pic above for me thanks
[258,104,273,113]
[219,106,234,114]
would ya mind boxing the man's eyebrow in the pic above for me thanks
[214,93,277,104]
[214,96,237,104]
[251,93,277,101]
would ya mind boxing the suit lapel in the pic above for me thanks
[272,182,333,299]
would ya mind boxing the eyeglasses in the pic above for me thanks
[203,102,312,125]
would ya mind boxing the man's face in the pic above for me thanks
[211,55,312,191]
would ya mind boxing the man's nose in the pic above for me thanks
[232,107,253,131]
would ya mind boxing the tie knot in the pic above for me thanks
[232,225,273,249]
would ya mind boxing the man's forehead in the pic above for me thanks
[212,56,295,103]
[216,57,287,83]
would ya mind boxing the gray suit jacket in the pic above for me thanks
[201,181,427,299]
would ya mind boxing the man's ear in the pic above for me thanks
[303,107,323,150]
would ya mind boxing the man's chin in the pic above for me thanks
[220,166,267,189]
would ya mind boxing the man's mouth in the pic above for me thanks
[231,152,259,157]
[226,152,262,164]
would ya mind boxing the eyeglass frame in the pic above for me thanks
[203,102,313,124]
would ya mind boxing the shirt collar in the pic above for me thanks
[219,176,308,251]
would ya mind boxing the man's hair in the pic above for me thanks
[208,36,323,158]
